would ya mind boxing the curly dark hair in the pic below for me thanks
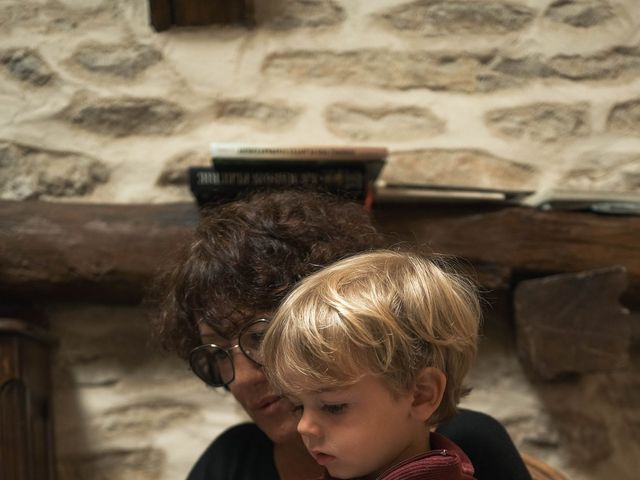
[152,190,385,360]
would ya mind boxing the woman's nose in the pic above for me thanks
[297,410,322,439]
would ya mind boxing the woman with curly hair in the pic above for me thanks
[154,190,531,480]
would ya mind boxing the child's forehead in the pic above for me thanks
[282,374,339,394]
[281,370,369,396]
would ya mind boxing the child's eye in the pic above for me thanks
[292,404,304,416]
[322,403,348,414]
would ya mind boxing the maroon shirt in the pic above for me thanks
[325,432,476,480]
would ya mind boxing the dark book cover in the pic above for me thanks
[189,144,387,207]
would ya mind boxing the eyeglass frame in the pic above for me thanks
[189,318,270,388]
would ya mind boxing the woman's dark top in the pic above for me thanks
[186,409,532,480]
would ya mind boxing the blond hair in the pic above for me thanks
[262,250,481,425]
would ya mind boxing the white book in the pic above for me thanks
[210,143,388,161]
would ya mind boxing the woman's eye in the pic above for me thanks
[322,403,348,414]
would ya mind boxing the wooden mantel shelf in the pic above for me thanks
[1,200,639,306]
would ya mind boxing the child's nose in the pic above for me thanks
[297,410,322,439]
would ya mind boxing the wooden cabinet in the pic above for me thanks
[0,319,57,480]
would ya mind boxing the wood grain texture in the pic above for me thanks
[373,202,640,304]
[1,200,639,305]
[0,201,196,303]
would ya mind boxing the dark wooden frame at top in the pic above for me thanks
[149,0,255,31]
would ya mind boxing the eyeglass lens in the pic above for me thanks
[190,319,269,387]
[190,347,234,387]
[238,319,268,365]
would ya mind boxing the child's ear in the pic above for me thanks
[410,367,446,422]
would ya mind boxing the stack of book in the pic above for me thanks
[190,144,387,207]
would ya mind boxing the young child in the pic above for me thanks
[261,250,480,480]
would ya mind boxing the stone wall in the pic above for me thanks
[2,0,640,202]
[1,1,639,479]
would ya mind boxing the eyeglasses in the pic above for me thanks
[189,319,269,387]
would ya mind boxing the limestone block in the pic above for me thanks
[0,48,55,86]
[551,410,613,465]
[519,417,561,449]
[325,103,445,140]
[214,98,301,129]
[0,2,111,33]
[56,352,122,387]
[263,47,640,93]
[598,372,640,409]
[489,46,640,85]
[376,0,534,36]
[52,307,159,389]
[58,448,164,480]
[545,0,614,28]
[69,42,162,79]
[607,98,640,135]
[485,102,590,143]
[93,401,196,437]
[514,266,633,380]
[560,152,640,191]
[384,148,538,189]
[157,149,210,186]
[488,55,554,80]
[62,94,184,137]
[264,0,345,30]
[547,46,640,81]
[0,141,108,200]
[263,49,499,93]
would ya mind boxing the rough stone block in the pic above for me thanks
[63,94,184,137]
[547,46,640,81]
[514,266,634,379]
[214,98,301,129]
[57,448,164,480]
[264,0,345,30]
[485,102,590,143]
[263,46,640,93]
[0,3,113,33]
[262,49,497,93]
[384,148,538,190]
[0,141,109,200]
[552,410,613,465]
[559,151,640,191]
[545,0,614,28]
[94,401,196,437]
[69,42,162,79]
[376,0,534,36]
[607,98,640,135]
[325,103,445,140]
[0,48,55,86]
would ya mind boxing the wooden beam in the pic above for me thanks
[0,201,197,304]
[373,203,640,306]
[1,200,639,306]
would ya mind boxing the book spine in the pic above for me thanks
[190,167,365,190]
